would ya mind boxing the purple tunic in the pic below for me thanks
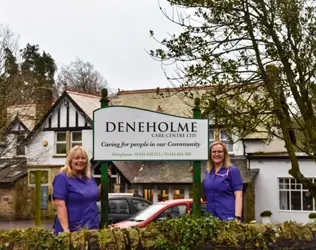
[53,172,99,234]
[203,166,243,221]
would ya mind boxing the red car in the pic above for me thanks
[113,199,207,228]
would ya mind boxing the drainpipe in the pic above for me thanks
[242,140,251,170]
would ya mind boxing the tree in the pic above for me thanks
[0,26,56,161]
[150,0,316,197]
[0,24,19,74]
[56,58,108,95]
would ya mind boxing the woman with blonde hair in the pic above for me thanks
[202,141,243,222]
[52,145,100,234]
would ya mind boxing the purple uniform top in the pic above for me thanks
[53,172,99,235]
[203,166,243,221]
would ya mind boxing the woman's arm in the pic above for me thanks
[234,190,243,221]
[54,199,70,232]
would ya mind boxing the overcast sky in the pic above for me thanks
[0,0,182,91]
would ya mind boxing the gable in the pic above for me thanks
[26,91,93,141]
[6,118,30,134]
[42,97,91,131]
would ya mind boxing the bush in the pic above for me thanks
[260,210,272,217]
[309,213,316,219]
[1,217,316,249]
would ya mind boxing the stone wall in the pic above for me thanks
[0,186,15,220]
[231,156,256,222]
[244,182,256,222]
[14,176,35,220]
[0,166,62,220]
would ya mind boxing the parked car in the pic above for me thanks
[97,193,152,224]
[114,199,207,228]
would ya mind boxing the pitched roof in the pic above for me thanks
[6,116,30,133]
[26,90,98,141]
[7,104,37,131]
[111,87,208,117]
[66,90,100,119]
[0,158,27,186]
[113,159,259,184]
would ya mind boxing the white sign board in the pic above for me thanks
[93,106,209,161]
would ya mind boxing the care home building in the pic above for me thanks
[1,86,315,224]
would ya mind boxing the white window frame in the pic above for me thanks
[209,129,234,153]
[55,131,67,155]
[278,177,315,211]
[54,131,83,155]
[28,169,51,187]
[71,131,82,148]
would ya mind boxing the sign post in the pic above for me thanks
[100,89,110,228]
[35,170,41,226]
[192,98,201,216]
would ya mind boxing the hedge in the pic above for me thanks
[1,216,316,249]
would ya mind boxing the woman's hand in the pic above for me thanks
[54,199,69,232]
[189,166,193,174]
[235,218,241,224]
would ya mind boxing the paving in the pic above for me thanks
[0,220,54,230]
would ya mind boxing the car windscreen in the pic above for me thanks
[129,204,167,222]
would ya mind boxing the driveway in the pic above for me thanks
[0,220,53,230]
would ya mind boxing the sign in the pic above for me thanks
[93,106,209,161]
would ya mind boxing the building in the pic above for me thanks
[0,103,46,219]
[1,86,313,224]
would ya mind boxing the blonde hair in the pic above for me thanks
[60,145,92,179]
[207,141,232,173]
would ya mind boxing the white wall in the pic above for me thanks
[250,158,316,224]
[82,130,93,158]
[27,131,65,165]
[233,140,244,156]
[245,138,286,154]
[27,129,93,166]
[1,134,16,158]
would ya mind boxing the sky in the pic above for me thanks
[0,0,182,91]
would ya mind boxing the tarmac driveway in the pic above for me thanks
[0,220,53,230]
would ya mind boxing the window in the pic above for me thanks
[71,131,82,148]
[109,199,130,214]
[56,132,67,154]
[158,205,187,219]
[16,134,25,156]
[279,178,315,211]
[55,131,82,154]
[28,169,50,187]
[209,129,233,152]
[132,199,151,211]
[190,203,208,216]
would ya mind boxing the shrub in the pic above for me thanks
[309,213,316,219]
[1,217,316,249]
[260,210,272,217]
